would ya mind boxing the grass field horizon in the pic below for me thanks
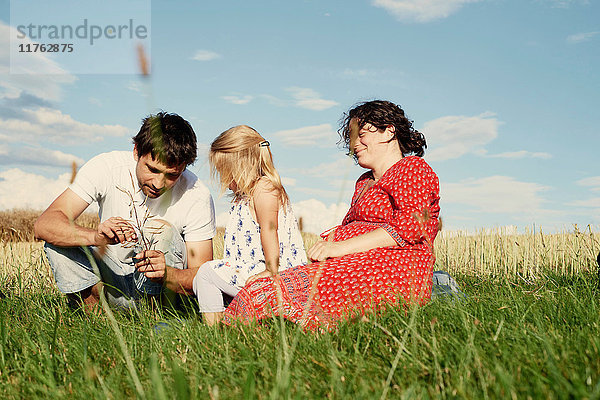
[0,209,599,398]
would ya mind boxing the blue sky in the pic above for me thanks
[0,0,598,234]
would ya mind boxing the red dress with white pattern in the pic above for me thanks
[222,156,440,330]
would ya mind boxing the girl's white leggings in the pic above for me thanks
[193,262,241,313]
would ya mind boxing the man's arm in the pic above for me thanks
[34,188,136,247]
[141,239,213,295]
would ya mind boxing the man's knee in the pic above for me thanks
[43,243,100,294]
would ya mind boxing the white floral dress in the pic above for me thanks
[209,199,307,289]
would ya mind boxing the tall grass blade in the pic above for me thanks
[150,353,168,400]
[242,364,256,400]
[99,288,146,399]
[0,306,5,370]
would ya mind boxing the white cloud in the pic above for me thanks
[372,0,481,23]
[0,107,129,144]
[235,89,337,110]
[291,157,359,178]
[577,176,600,187]
[442,175,551,214]
[569,197,600,208]
[488,150,552,159]
[424,113,552,162]
[259,94,288,107]
[274,123,338,147]
[424,112,501,161]
[222,94,254,105]
[547,0,590,9]
[341,68,371,78]
[572,177,600,208]
[88,97,103,107]
[127,81,142,92]
[0,22,129,146]
[191,50,221,61]
[295,187,346,199]
[281,176,296,187]
[291,199,350,234]
[286,87,338,111]
[0,146,84,167]
[0,22,76,101]
[0,169,70,210]
[339,68,407,87]
[567,31,599,44]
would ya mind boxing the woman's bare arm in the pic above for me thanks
[307,227,395,262]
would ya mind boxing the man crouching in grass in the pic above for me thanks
[35,112,215,312]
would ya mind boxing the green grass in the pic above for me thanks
[1,271,599,399]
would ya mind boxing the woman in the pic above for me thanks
[223,100,440,330]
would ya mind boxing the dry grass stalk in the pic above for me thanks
[1,205,596,288]
[434,225,600,279]
[0,242,55,295]
[137,43,150,76]
[0,209,99,243]
[115,172,171,260]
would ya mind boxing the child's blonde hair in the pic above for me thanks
[209,125,289,205]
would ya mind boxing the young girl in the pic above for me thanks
[193,125,307,325]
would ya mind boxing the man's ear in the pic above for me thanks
[133,145,139,161]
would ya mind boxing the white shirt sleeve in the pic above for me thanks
[69,153,111,205]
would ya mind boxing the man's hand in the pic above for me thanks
[245,269,275,285]
[307,240,348,262]
[94,217,137,246]
[134,249,166,282]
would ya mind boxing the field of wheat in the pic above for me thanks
[0,209,599,398]
[436,225,599,279]
[1,209,597,298]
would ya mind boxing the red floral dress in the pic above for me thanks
[222,156,440,330]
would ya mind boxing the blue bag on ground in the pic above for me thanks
[432,270,466,300]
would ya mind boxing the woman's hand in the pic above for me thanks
[310,228,398,262]
[307,240,349,262]
[246,269,275,285]
[134,249,166,282]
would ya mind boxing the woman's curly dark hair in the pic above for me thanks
[339,100,426,158]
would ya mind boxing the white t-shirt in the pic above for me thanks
[70,151,215,243]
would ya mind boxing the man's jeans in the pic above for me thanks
[44,220,186,308]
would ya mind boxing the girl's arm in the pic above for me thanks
[247,178,280,284]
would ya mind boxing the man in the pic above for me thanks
[35,112,215,310]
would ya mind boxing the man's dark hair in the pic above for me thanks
[339,100,426,158]
[133,111,197,166]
